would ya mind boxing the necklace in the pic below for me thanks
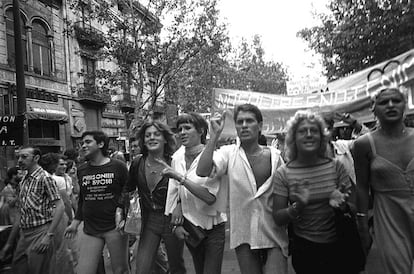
[146,159,164,174]
[184,144,205,167]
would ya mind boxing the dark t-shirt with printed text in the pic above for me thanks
[75,159,128,235]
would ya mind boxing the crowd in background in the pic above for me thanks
[0,86,412,274]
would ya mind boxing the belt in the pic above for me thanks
[21,222,50,234]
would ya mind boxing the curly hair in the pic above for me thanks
[136,120,176,159]
[284,110,330,161]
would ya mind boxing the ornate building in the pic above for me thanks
[0,0,159,176]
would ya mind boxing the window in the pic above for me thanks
[32,20,51,76]
[3,95,10,115]
[28,120,59,139]
[81,56,96,86]
[5,9,28,70]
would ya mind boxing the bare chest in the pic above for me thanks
[246,149,272,189]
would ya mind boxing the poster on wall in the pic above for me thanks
[213,48,414,134]
[0,115,24,146]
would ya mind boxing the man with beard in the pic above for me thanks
[64,130,130,274]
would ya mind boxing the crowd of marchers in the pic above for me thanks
[0,86,413,274]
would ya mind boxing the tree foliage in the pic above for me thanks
[166,34,288,113]
[298,0,414,81]
[69,0,288,115]
[69,0,226,112]
[221,35,288,94]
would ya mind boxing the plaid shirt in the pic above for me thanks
[19,166,61,229]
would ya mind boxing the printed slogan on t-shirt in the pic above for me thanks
[82,173,115,201]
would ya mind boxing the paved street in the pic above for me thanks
[182,225,239,274]
[92,222,380,274]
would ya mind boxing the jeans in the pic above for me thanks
[235,243,287,274]
[12,223,57,274]
[136,212,186,274]
[291,235,342,274]
[77,228,129,274]
[186,222,225,274]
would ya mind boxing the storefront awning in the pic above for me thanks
[27,101,69,123]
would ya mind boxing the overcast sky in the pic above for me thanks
[217,0,330,81]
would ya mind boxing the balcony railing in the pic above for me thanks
[76,83,111,105]
[118,93,136,113]
[73,22,105,51]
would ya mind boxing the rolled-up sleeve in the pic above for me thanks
[212,146,232,177]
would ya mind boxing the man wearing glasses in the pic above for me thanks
[0,146,64,274]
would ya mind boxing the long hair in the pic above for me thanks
[284,110,330,162]
[176,112,209,144]
[137,120,176,159]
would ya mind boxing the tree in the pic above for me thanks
[164,0,230,113]
[69,0,227,115]
[298,0,414,81]
[166,34,288,113]
[220,35,288,94]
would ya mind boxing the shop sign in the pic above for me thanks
[0,115,24,146]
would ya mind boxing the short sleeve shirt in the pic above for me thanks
[19,166,61,229]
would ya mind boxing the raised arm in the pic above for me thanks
[196,113,226,177]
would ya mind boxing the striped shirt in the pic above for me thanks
[273,159,350,243]
[19,166,61,229]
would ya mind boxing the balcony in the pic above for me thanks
[118,93,136,113]
[76,83,111,105]
[73,22,105,51]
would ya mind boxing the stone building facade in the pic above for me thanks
[0,0,158,176]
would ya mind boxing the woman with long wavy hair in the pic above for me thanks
[273,110,351,274]
[125,120,186,274]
